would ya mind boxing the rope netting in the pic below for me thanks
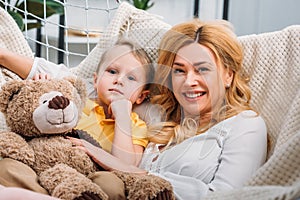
[1,0,120,67]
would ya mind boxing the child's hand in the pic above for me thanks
[32,73,51,81]
[109,98,132,119]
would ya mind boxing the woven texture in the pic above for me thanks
[204,25,300,200]
[0,3,299,199]
[0,7,33,83]
[69,2,171,78]
[0,7,34,130]
[239,26,300,157]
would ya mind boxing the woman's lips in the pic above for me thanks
[183,91,206,101]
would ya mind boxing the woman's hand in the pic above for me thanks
[67,136,147,174]
[67,137,100,162]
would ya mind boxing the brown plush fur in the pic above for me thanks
[113,171,175,200]
[0,77,175,200]
[0,77,108,200]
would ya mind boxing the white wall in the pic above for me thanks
[148,0,300,36]
[228,0,300,36]
[146,0,195,25]
[38,0,300,37]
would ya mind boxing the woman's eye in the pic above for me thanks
[197,67,209,73]
[173,68,185,74]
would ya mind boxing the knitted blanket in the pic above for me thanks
[0,7,34,130]
[0,3,299,199]
[204,25,300,200]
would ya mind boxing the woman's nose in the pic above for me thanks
[184,71,199,87]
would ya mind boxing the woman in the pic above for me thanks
[70,19,268,200]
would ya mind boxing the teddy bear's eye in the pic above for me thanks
[9,89,21,101]
[43,100,48,104]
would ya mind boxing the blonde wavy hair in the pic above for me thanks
[148,19,253,147]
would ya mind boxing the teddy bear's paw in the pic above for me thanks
[112,171,175,200]
[39,164,108,200]
[74,192,103,200]
[129,174,175,200]
[51,178,108,200]
[0,131,35,166]
[150,189,173,200]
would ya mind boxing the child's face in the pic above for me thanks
[94,45,148,106]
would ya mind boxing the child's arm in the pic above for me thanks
[0,48,33,79]
[109,98,144,167]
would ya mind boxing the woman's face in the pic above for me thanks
[171,42,232,118]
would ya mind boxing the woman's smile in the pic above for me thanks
[183,91,206,101]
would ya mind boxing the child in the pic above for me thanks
[0,39,155,167]
[77,39,154,166]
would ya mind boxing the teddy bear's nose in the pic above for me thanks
[48,95,70,110]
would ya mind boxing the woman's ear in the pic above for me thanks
[135,90,150,105]
[224,68,233,87]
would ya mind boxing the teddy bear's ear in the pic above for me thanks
[63,76,87,101]
[0,80,25,113]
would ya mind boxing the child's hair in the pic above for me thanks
[96,39,155,90]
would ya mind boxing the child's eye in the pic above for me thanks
[107,69,117,74]
[127,75,136,81]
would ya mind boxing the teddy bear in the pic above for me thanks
[0,77,174,200]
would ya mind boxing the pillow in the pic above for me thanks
[238,25,300,156]
[0,7,34,130]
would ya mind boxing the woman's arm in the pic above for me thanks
[68,137,147,174]
[0,48,74,81]
[0,48,33,79]
[208,111,267,191]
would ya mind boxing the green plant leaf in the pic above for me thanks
[17,0,64,20]
[127,0,154,10]
[8,11,24,30]
[26,22,43,30]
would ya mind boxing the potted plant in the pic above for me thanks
[125,0,154,10]
[0,0,64,31]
